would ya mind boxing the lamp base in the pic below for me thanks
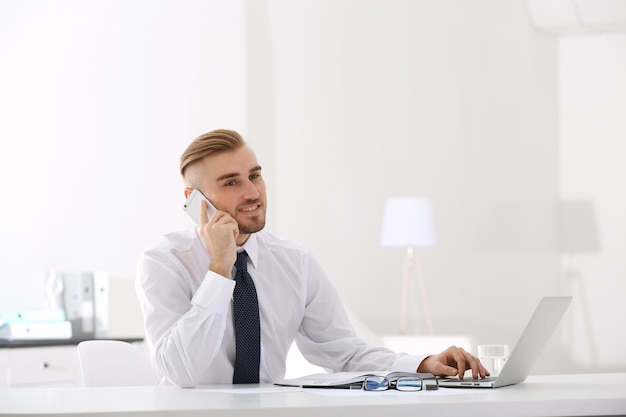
[400,247,434,335]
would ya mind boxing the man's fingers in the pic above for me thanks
[451,348,467,379]
[438,363,460,377]
[199,200,208,227]
[446,346,490,380]
[458,348,490,379]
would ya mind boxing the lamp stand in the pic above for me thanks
[400,247,434,335]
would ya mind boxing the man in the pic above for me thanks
[136,129,489,387]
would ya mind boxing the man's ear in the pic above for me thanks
[184,187,194,199]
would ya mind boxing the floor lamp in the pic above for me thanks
[559,200,600,367]
[380,197,436,335]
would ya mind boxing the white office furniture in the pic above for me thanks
[0,339,144,388]
[1,339,309,388]
[0,373,624,416]
[77,340,157,387]
[0,344,81,388]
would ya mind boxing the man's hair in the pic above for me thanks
[179,129,246,179]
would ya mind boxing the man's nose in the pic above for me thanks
[242,180,260,199]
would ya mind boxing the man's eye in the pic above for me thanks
[225,180,236,186]
[250,174,260,180]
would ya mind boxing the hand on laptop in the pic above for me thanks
[417,346,491,380]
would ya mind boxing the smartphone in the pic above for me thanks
[183,189,217,226]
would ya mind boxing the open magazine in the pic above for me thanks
[274,371,438,390]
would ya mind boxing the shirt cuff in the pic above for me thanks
[392,353,428,373]
[191,271,236,314]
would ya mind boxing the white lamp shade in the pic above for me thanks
[380,197,436,247]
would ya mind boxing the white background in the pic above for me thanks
[1,0,624,375]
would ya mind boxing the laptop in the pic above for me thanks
[438,296,572,388]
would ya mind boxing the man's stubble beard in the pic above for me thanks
[237,204,266,235]
[239,220,265,235]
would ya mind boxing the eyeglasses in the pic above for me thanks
[360,376,425,392]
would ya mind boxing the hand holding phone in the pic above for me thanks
[184,189,238,276]
[183,189,217,226]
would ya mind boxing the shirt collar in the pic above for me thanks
[238,233,259,269]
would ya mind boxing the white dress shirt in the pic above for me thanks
[136,228,425,387]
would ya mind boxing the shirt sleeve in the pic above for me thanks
[135,246,235,387]
[295,253,426,373]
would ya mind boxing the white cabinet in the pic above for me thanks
[0,339,144,388]
[0,345,81,388]
[0,349,8,388]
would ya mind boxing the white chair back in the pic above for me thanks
[77,340,158,387]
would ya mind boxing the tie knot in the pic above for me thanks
[235,251,248,274]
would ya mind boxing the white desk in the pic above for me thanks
[0,373,625,417]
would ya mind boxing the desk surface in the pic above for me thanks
[1,373,625,417]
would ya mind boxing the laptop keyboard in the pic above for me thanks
[473,376,497,382]
[444,376,497,383]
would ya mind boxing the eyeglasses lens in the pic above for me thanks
[396,377,423,391]
[363,376,389,391]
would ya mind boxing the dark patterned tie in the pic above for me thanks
[232,250,261,384]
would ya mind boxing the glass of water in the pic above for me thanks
[478,344,510,377]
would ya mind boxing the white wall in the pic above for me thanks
[252,0,568,374]
[559,33,626,372]
[0,0,247,310]
[2,0,624,376]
